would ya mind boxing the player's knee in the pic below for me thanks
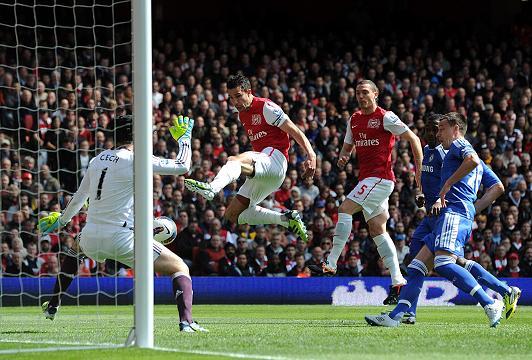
[368,223,385,238]
[224,209,240,224]
[456,257,467,267]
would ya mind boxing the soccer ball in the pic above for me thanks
[153,216,177,245]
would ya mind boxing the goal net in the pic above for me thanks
[0,0,134,351]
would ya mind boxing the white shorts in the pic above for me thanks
[79,223,164,267]
[346,177,394,221]
[237,147,288,206]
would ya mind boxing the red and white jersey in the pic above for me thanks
[238,97,290,159]
[345,107,409,181]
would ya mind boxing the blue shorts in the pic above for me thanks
[425,210,473,257]
[410,216,438,257]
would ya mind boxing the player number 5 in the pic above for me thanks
[357,184,367,195]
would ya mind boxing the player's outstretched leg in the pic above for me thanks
[185,158,242,200]
[42,247,80,320]
[434,254,504,327]
[154,245,208,332]
[462,259,521,320]
[236,205,308,242]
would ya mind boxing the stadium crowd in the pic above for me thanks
[1,24,531,280]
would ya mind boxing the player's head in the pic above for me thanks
[437,112,467,149]
[356,80,379,111]
[227,73,253,112]
[114,114,133,146]
[423,113,444,148]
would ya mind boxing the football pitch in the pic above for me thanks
[1,305,530,359]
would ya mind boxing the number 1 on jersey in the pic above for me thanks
[96,167,108,200]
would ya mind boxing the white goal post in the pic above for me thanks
[131,0,154,349]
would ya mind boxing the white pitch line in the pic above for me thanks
[154,346,295,360]
[0,339,296,360]
[0,345,123,355]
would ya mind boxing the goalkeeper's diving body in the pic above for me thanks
[39,115,208,332]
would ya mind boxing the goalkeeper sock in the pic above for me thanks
[464,260,511,297]
[327,213,353,269]
[238,206,287,226]
[49,253,79,307]
[172,272,193,323]
[374,233,406,286]
[389,259,428,320]
[210,160,241,193]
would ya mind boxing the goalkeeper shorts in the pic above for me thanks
[79,223,164,267]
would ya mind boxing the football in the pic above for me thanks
[153,216,177,245]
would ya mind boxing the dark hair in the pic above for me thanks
[114,114,133,145]
[444,112,467,134]
[425,113,444,124]
[227,73,251,90]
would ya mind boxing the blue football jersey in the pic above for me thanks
[421,144,447,211]
[440,138,483,219]
[480,161,501,189]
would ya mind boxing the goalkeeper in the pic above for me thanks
[39,114,208,332]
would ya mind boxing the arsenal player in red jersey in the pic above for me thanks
[313,80,423,299]
[185,74,316,241]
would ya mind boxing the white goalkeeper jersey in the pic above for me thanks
[61,143,190,227]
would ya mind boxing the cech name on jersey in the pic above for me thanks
[99,154,120,163]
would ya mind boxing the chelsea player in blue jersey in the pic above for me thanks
[366,113,521,327]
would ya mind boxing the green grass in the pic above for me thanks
[1,305,531,359]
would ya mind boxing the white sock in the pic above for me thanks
[374,233,406,286]
[210,160,241,192]
[327,213,352,269]
[238,206,288,226]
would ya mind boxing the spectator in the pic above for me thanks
[218,243,237,276]
[229,254,255,276]
[500,253,522,278]
[198,235,225,275]
[287,253,310,277]
[339,254,363,277]
[265,254,287,277]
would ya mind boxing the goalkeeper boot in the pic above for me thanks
[184,179,216,201]
[383,284,403,305]
[365,313,400,327]
[180,321,209,333]
[484,299,504,328]
[41,301,58,321]
[283,210,308,242]
[503,286,521,320]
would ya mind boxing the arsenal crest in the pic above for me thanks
[367,118,380,128]
[252,114,262,125]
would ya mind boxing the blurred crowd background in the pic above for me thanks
[1,0,531,279]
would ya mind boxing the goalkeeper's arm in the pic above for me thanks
[153,115,193,175]
[60,171,91,224]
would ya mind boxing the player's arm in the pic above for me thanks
[39,172,91,234]
[338,117,355,169]
[400,129,423,192]
[280,119,316,179]
[474,162,504,213]
[383,111,423,191]
[439,152,480,206]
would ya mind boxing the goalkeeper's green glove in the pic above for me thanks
[169,115,194,142]
[38,212,66,234]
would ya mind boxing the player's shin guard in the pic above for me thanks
[172,272,193,323]
[464,260,511,297]
[434,255,494,307]
[327,213,352,269]
[210,160,241,193]
[237,206,286,226]
[389,259,428,320]
[374,233,406,286]
[49,250,80,307]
